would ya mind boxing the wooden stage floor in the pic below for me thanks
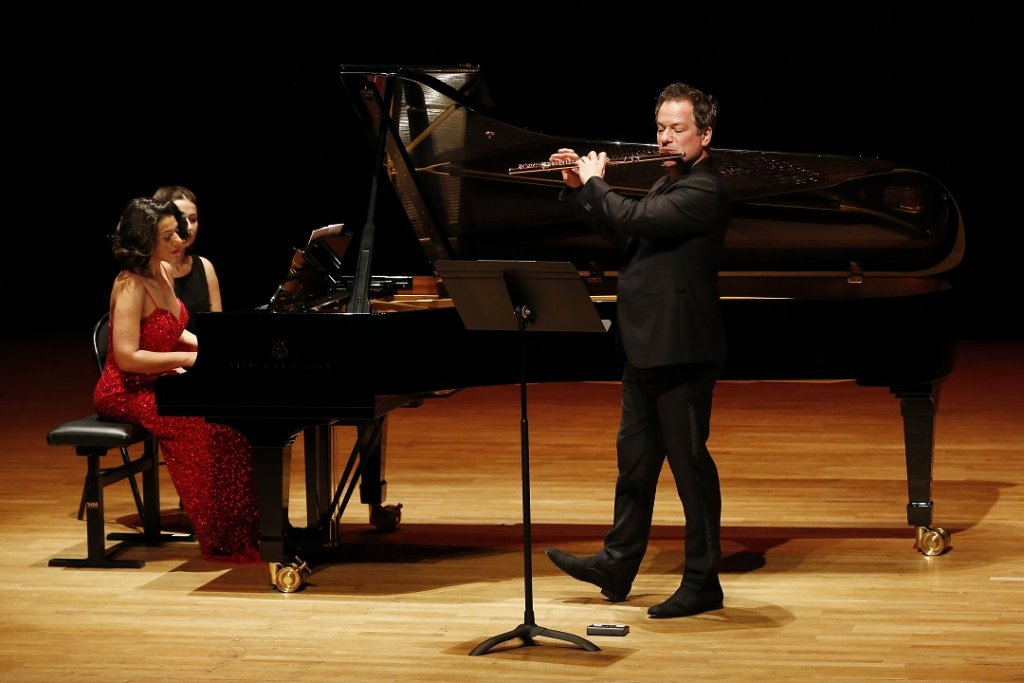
[1,335,1022,681]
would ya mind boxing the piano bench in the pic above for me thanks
[47,415,183,569]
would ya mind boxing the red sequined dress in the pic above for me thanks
[94,301,260,563]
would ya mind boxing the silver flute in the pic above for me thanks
[508,151,683,175]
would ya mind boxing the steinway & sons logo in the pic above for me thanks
[224,338,333,371]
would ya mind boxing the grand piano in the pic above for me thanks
[155,65,964,591]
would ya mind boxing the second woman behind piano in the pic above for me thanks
[153,185,221,332]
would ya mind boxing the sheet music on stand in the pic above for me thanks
[436,260,606,334]
[286,223,350,277]
[306,223,347,249]
[268,224,350,312]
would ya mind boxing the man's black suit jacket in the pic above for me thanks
[568,158,730,368]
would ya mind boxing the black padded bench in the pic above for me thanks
[47,415,185,568]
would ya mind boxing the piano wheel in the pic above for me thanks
[270,557,311,593]
[370,503,403,533]
[915,526,952,556]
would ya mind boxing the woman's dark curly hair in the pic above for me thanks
[109,197,187,272]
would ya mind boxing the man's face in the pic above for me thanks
[656,99,711,168]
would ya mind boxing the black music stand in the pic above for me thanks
[435,260,606,657]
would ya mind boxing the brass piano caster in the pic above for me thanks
[370,503,403,533]
[269,557,311,593]
[915,526,951,556]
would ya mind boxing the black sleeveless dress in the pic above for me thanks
[173,256,211,332]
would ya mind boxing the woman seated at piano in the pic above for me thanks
[152,185,221,332]
[93,197,260,563]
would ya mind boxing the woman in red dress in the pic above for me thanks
[94,198,259,563]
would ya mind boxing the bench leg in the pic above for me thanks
[50,453,143,569]
[76,446,145,522]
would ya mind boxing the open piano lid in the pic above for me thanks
[340,64,964,279]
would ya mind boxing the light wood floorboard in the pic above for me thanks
[1,337,1021,681]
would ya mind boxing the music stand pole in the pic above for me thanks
[468,303,598,656]
[432,264,598,655]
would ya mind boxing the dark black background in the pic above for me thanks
[10,4,1022,338]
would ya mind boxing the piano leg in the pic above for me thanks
[356,418,404,532]
[304,425,334,540]
[299,418,399,542]
[357,417,388,507]
[244,424,313,591]
[252,441,293,564]
[892,381,951,555]
[327,417,401,532]
[302,420,396,542]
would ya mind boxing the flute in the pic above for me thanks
[508,151,683,175]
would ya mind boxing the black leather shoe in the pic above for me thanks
[647,584,724,618]
[545,547,630,602]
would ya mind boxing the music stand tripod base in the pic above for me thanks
[469,621,600,656]
[435,260,605,657]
